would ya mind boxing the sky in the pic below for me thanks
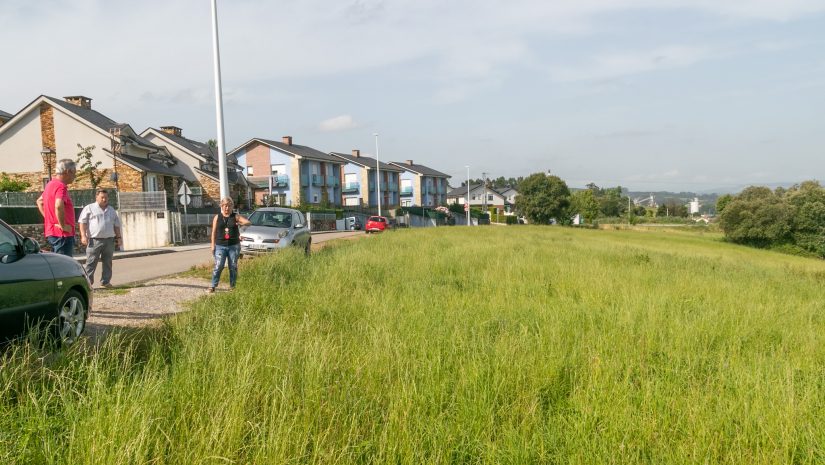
[2,0,824,192]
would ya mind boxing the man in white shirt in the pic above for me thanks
[78,189,122,288]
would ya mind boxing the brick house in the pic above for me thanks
[0,95,180,196]
[228,136,343,207]
[141,126,249,208]
[388,160,451,207]
[328,149,402,208]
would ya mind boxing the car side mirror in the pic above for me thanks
[294,223,304,229]
[22,237,40,254]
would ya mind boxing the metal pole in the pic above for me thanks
[211,0,230,199]
[466,165,470,226]
[374,133,381,217]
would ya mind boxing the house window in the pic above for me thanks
[146,174,160,192]
[344,197,359,206]
[247,166,254,176]
[402,199,411,207]
[487,194,494,201]
[271,164,285,175]
[313,195,318,203]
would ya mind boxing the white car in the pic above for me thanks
[239,207,312,256]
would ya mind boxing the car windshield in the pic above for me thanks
[368,217,385,222]
[248,211,292,228]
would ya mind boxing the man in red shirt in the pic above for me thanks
[36,158,77,256]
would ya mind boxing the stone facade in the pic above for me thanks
[39,104,55,153]
[115,162,144,192]
[16,223,84,255]
[199,175,220,207]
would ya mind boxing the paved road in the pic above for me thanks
[88,231,365,287]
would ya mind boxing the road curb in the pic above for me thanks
[75,248,186,265]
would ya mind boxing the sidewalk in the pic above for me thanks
[74,243,209,264]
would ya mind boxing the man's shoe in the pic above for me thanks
[207,287,215,293]
[101,283,113,289]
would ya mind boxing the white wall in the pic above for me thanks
[52,110,113,168]
[120,211,170,250]
[0,109,43,171]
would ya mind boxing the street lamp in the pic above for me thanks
[374,133,381,217]
[40,147,54,188]
[466,165,470,226]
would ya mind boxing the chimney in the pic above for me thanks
[352,149,360,157]
[282,136,292,146]
[406,159,414,166]
[160,126,182,137]
[63,96,92,109]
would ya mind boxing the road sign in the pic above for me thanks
[177,182,192,196]
[464,203,469,212]
[179,194,191,206]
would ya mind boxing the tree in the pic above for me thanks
[570,189,600,223]
[599,186,627,217]
[75,144,103,189]
[716,194,733,214]
[657,200,689,218]
[719,186,793,246]
[0,172,30,192]
[207,139,218,149]
[514,172,571,224]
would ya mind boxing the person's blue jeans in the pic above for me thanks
[47,236,75,257]
[211,244,240,289]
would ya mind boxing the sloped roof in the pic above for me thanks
[195,166,247,185]
[0,109,12,121]
[45,96,158,150]
[329,152,403,172]
[118,154,179,176]
[144,128,240,168]
[389,161,451,178]
[230,138,341,163]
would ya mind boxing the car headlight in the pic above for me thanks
[240,236,253,242]
[278,230,289,239]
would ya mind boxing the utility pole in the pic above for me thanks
[374,133,381,217]
[482,171,487,216]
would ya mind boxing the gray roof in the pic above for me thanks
[254,138,341,163]
[390,161,451,178]
[0,109,12,120]
[118,154,179,176]
[45,96,158,150]
[146,128,240,167]
[329,152,403,172]
[195,166,247,185]
[447,183,483,196]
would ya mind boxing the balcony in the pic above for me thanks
[437,184,446,194]
[327,177,340,188]
[387,182,399,192]
[271,175,289,188]
[342,182,360,193]
[300,174,309,187]
[311,174,324,186]
[400,186,414,196]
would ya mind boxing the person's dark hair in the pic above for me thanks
[96,188,108,195]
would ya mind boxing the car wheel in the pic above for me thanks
[54,289,87,345]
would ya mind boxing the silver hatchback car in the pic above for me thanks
[239,207,312,256]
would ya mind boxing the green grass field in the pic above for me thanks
[3,226,825,464]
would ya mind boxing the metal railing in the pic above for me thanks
[0,188,119,209]
[342,182,360,193]
[119,191,166,212]
[311,174,324,186]
[400,186,414,196]
[271,175,289,187]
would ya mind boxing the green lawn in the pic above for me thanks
[3,226,825,464]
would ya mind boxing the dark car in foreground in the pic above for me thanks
[0,219,91,344]
[239,207,312,256]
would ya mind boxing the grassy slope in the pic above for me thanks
[2,226,825,464]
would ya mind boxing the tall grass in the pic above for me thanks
[3,226,825,464]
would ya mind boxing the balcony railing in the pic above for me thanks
[327,177,340,188]
[300,174,309,187]
[311,174,324,186]
[271,175,289,187]
[400,186,414,196]
[387,182,399,192]
[437,185,446,194]
[342,182,360,193]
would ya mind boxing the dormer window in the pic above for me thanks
[248,166,254,176]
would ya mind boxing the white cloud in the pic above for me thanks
[319,115,359,132]
[550,45,712,82]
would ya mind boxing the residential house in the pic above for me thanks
[329,149,402,208]
[229,136,343,207]
[446,183,512,214]
[0,95,180,196]
[388,160,451,207]
[0,110,12,128]
[498,187,519,214]
[141,126,249,208]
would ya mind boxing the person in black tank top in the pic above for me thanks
[209,197,251,293]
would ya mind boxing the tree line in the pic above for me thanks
[717,181,825,257]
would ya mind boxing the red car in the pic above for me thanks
[365,216,388,233]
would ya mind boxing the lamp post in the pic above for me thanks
[40,147,54,188]
[211,0,229,199]
[374,133,381,217]
[466,165,470,226]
